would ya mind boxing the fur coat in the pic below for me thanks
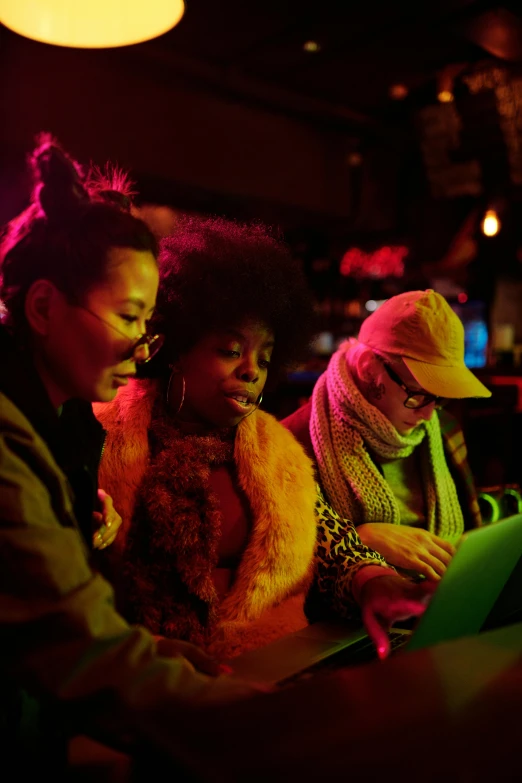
[94,379,318,658]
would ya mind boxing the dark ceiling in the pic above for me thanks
[2,0,522,237]
[136,0,522,130]
[2,1,522,134]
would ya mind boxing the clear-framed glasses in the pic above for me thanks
[76,305,164,364]
[382,362,447,410]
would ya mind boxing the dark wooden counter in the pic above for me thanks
[70,622,522,782]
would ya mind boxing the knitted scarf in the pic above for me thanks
[310,341,464,541]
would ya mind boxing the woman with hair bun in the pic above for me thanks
[95,215,433,661]
[0,137,252,774]
[0,135,163,550]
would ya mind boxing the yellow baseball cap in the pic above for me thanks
[358,289,491,399]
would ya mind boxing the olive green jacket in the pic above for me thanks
[0,389,254,771]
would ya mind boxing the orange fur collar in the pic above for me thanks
[94,380,317,647]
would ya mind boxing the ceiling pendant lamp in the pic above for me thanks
[0,0,185,49]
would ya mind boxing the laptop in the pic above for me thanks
[227,513,522,687]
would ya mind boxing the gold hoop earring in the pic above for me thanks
[243,392,263,419]
[166,367,185,416]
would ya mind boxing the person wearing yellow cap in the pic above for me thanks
[283,289,491,617]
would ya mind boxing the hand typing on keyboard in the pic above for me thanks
[357,523,456,581]
[357,573,436,659]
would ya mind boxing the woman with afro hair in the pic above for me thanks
[95,216,431,661]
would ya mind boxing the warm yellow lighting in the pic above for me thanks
[438,90,454,103]
[0,0,185,49]
[482,210,500,237]
[303,40,321,53]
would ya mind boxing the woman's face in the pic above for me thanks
[174,320,275,428]
[40,247,159,405]
[368,358,437,435]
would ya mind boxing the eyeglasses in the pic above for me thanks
[382,362,447,410]
[76,305,164,364]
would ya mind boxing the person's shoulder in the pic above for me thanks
[245,409,317,493]
[93,378,159,430]
[0,390,35,439]
[0,390,68,500]
[245,408,313,463]
[437,407,462,436]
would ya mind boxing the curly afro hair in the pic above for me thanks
[142,215,316,380]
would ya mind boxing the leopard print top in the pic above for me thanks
[313,487,389,618]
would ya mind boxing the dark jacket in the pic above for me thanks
[0,324,105,547]
[0,324,106,771]
[0,325,252,773]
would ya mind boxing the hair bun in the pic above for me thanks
[86,163,136,213]
[31,134,89,222]
[95,189,132,212]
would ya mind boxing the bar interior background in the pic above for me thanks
[2,0,522,490]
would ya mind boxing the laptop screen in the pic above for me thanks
[407,513,522,651]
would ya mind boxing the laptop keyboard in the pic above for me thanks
[278,630,410,687]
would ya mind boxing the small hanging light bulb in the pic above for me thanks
[437,90,454,103]
[482,209,500,237]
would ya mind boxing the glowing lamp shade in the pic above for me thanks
[482,209,500,237]
[0,0,185,49]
